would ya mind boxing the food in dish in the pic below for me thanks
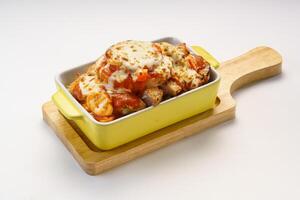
[69,40,211,122]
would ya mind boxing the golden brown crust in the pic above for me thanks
[86,92,113,116]
[142,87,163,106]
[161,80,182,96]
[69,75,84,102]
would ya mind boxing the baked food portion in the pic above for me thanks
[69,40,210,122]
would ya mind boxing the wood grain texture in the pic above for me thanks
[42,46,282,175]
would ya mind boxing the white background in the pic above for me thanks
[1,0,300,199]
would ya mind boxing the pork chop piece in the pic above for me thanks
[161,80,182,96]
[111,93,146,116]
[142,87,164,106]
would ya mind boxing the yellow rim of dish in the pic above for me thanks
[191,46,220,69]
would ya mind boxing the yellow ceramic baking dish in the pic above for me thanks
[52,37,220,150]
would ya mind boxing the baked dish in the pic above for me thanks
[53,37,220,150]
[68,40,211,122]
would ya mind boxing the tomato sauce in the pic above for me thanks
[112,93,144,115]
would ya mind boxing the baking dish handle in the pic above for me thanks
[52,91,82,119]
[191,45,220,69]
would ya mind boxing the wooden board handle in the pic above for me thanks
[217,46,282,97]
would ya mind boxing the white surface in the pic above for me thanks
[0,0,300,199]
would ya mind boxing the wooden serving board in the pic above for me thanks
[42,46,282,175]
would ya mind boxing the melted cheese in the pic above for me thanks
[131,68,143,81]
[154,56,172,79]
[109,40,162,72]
[173,65,202,87]
[109,70,128,83]
[79,75,101,96]
[106,70,129,90]
[158,42,186,63]
[186,68,202,86]
[94,97,108,114]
